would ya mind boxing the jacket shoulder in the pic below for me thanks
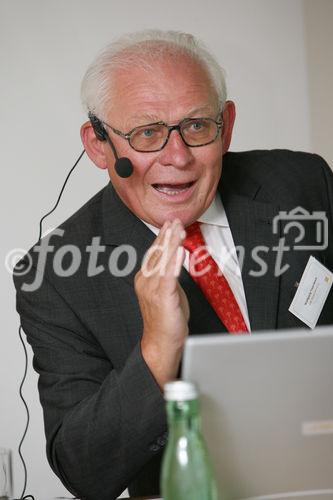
[223,149,330,175]
[55,184,108,245]
[13,183,109,288]
[222,149,332,204]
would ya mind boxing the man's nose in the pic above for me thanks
[158,129,193,168]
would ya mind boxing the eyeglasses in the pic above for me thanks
[101,116,223,153]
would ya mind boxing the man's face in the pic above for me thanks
[101,56,230,228]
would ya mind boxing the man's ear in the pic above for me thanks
[80,120,108,170]
[221,100,236,154]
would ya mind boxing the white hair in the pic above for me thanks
[81,29,227,121]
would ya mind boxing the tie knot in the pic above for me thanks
[183,221,205,253]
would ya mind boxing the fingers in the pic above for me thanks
[143,221,171,274]
[136,219,190,374]
[172,245,185,278]
[142,219,185,279]
[163,223,186,279]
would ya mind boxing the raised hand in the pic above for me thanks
[135,219,190,389]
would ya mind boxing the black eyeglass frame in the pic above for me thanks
[101,116,223,153]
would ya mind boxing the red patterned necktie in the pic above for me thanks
[183,221,248,334]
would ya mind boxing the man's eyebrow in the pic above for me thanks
[185,105,216,116]
[124,105,217,129]
[125,113,160,129]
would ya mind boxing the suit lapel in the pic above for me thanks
[102,182,155,279]
[219,162,281,331]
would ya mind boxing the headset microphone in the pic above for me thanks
[89,113,134,178]
[114,156,134,178]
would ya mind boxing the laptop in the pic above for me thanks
[182,326,333,500]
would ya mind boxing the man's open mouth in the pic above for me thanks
[152,181,195,195]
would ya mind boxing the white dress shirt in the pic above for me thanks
[143,193,251,332]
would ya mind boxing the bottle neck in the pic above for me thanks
[166,398,201,435]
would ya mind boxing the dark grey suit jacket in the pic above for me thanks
[14,150,333,500]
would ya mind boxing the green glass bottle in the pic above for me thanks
[161,380,219,500]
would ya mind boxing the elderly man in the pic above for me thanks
[14,30,333,500]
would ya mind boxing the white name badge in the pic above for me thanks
[289,256,333,329]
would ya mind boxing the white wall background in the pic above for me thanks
[303,0,333,165]
[0,0,332,498]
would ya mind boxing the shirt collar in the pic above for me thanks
[197,192,229,228]
[143,192,229,235]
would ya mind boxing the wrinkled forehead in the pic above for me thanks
[105,53,219,126]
